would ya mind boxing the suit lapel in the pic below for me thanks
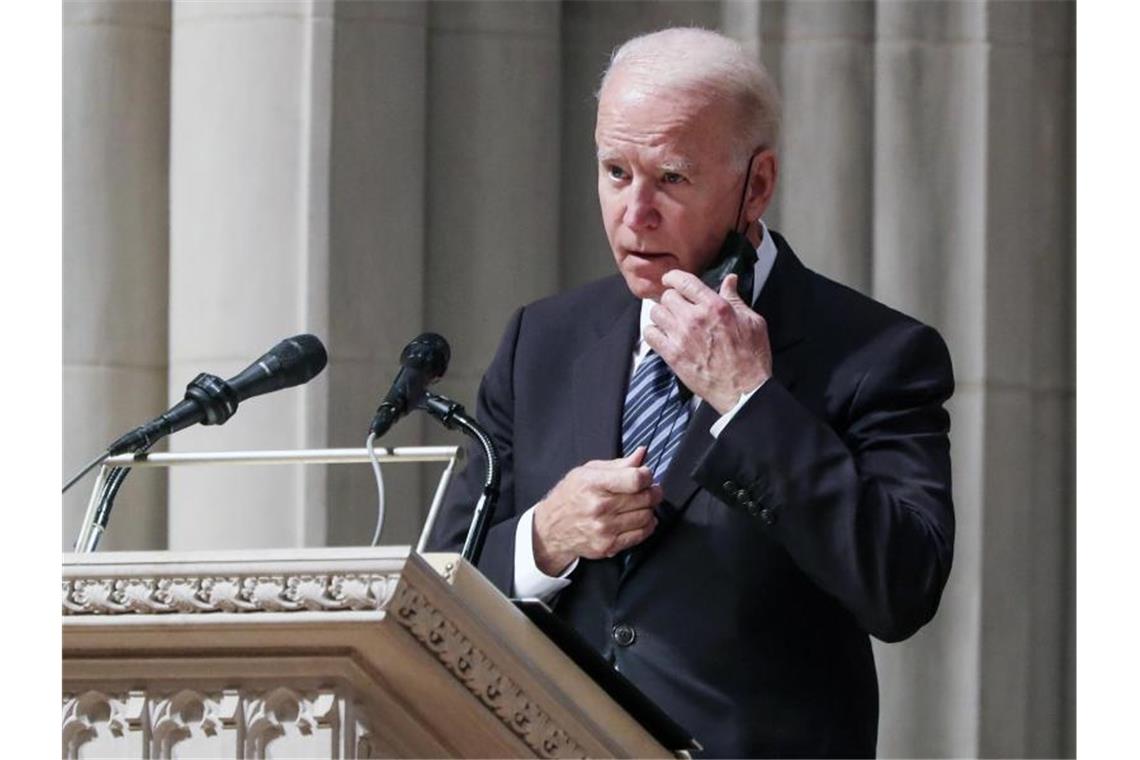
[755,231,811,383]
[621,233,814,582]
[571,298,641,465]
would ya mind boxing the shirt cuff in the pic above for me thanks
[513,505,578,599]
[709,380,766,438]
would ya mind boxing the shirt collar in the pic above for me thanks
[636,221,778,354]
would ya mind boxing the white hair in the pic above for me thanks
[598,27,782,166]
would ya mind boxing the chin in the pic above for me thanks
[619,272,664,300]
[616,255,670,300]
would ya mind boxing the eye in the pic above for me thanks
[662,172,686,185]
[606,164,628,181]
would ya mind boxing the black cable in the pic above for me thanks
[87,440,154,550]
[62,450,111,494]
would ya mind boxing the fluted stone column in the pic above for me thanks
[323,0,431,547]
[871,3,989,756]
[424,1,563,417]
[167,0,334,549]
[62,0,171,551]
[975,4,1075,756]
[871,2,1075,757]
[755,0,876,292]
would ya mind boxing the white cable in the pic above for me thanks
[366,433,386,546]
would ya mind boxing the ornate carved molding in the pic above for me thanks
[62,572,401,616]
[392,582,588,759]
[64,686,370,759]
[244,686,339,756]
[62,690,146,758]
[150,688,241,755]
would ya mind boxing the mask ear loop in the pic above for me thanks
[733,151,760,235]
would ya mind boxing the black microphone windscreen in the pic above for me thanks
[400,333,450,379]
[230,334,328,401]
[272,333,328,383]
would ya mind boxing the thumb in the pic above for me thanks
[720,273,745,305]
[620,446,647,466]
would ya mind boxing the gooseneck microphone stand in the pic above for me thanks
[73,371,240,552]
[419,391,500,566]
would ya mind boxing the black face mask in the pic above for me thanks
[698,151,760,301]
[699,228,757,301]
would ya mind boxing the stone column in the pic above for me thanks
[870,2,1075,757]
[870,2,989,756]
[976,3,1075,756]
[167,0,334,549]
[753,0,876,292]
[424,1,563,424]
[63,0,171,551]
[323,0,431,547]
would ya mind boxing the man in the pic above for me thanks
[428,27,954,758]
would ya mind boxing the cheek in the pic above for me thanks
[597,188,621,229]
[670,208,728,272]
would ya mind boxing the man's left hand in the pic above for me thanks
[644,271,772,415]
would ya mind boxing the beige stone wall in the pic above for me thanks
[63,0,171,551]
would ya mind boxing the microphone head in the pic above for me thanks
[271,333,329,384]
[400,333,450,382]
[230,333,328,401]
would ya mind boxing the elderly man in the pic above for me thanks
[428,27,954,758]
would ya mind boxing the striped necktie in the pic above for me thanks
[621,351,692,482]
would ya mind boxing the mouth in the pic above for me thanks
[622,247,671,259]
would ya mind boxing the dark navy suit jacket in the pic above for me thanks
[427,232,955,758]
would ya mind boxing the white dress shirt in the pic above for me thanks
[513,223,779,599]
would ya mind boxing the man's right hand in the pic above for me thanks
[531,447,663,576]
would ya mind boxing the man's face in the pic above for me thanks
[596,72,746,300]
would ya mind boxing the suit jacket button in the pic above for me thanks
[734,489,750,505]
[759,508,776,526]
[745,500,760,517]
[722,480,738,494]
[612,623,636,647]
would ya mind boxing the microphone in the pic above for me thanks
[369,333,450,437]
[105,334,328,456]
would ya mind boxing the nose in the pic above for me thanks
[623,180,660,231]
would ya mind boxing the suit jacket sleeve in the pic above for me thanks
[423,307,524,595]
[693,320,955,643]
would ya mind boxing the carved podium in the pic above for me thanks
[62,547,677,758]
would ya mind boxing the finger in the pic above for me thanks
[597,464,655,494]
[609,505,657,534]
[649,301,680,334]
[610,483,663,513]
[661,269,716,304]
[659,287,694,315]
[616,446,646,466]
[643,323,676,362]
[608,518,659,556]
[591,447,646,469]
[719,273,745,304]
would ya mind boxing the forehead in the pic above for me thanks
[595,74,735,167]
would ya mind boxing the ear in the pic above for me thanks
[743,149,778,223]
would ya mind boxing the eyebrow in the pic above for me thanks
[595,149,697,176]
[659,157,696,175]
[596,148,623,164]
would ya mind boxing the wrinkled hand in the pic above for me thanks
[644,271,772,415]
[532,447,663,576]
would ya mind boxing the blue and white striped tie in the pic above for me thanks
[621,351,692,482]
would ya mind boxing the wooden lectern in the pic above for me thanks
[63,547,679,758]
